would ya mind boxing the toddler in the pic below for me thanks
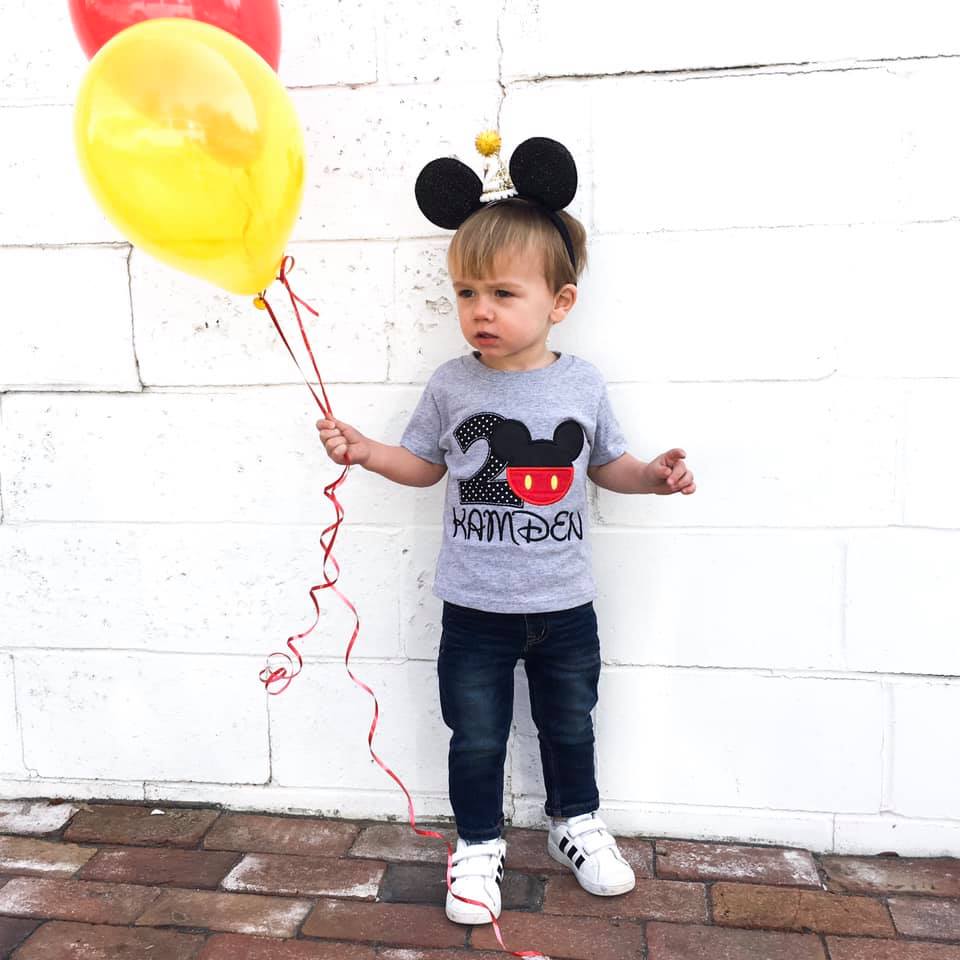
[317,136,695,925]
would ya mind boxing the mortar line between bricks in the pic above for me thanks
[896,384,908,528]
[0,51,955,111]
[880,897,898,938]
[5,521,960,534]
[286,78,380,92]
[124,245,144,391]
[3,646,960,686]
[0,647,418,665]
[881,683,897,813]
[495,0,507,125]
[504,51,960,84]
[0,522,954,539]
[0,394,4,524]
[2,782,458,805]
[63,373,960,390]
[6,215,960,256]
[385,241,396,382]
[9,657,35,780]
[8,374,960,392]
[897,934,960,947]
[0,519,426,530]
[266,690,275,786]
[0,237,408,251]
[593,216,960,236]
[824,931,960,948]
[839,540,850,672]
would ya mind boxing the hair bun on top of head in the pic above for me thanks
[414,131,579,269]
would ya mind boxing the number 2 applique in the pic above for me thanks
[454,412,585,508]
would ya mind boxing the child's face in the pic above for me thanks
[450,245,576,370]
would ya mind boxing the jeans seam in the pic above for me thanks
[522,616,547,653]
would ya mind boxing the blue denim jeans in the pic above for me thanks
[437,600,601,842]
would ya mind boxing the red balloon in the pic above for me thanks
[68,0,281,70]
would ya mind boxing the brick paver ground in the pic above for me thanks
[0,800,958,959]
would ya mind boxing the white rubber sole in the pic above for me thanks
[445,893,501,925]
[548,837,637,896]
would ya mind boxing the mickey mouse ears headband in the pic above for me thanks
[415,131,579,272]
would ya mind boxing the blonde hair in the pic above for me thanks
[447,200,587,292]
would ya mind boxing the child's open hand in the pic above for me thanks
[645,448,696,495]
[317,418,372,467]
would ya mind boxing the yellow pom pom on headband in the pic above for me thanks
[415,130,579,271]
[474,129,502,157]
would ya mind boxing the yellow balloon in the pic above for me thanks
[75,18,304,295]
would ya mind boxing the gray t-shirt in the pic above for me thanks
[400,351,628,614]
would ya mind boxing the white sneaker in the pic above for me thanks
[548,812,636,896]
[444,837,506,924]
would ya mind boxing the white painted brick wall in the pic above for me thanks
[592,531,846,671]
[0,524,404,660]
[596,671,884,811]
[598,381,902,528]
[0,248,139,391]
[889,682,960,819]
[0,657,22,776]
[270,661,449,795]
[1,0,957,856]
[16,651,270,783]
[132,243,394,387]
[499,0,960,79]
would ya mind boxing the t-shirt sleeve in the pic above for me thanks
[400,382,445,465]
[589,383,628,467]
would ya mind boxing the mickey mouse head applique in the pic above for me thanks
[490,419,585,507]
[414,132,580,270]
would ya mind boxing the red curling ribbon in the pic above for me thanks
[256,257,547,960]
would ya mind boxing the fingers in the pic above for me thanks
[662,452,695,495]
[669,472,695,494]
[316,418,349,461]
[656,448,687,476]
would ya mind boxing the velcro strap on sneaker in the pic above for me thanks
[451,844,502,879]
[451,860,496,879]
[568,817,617,856]
[580,832,616,856]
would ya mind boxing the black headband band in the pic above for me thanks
[478,197,577,274]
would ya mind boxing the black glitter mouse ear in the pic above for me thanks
[509,137,578,211]
[414,158,483,230]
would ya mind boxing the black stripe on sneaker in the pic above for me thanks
[575,854,585,868]
[567,844,579,861]
[559,836,568,853]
